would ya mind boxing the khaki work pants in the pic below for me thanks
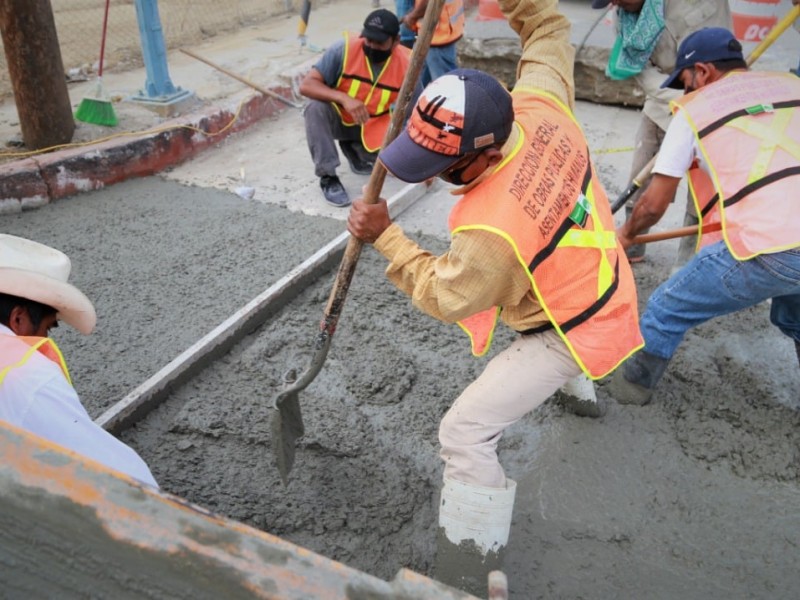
[438,330,582,488]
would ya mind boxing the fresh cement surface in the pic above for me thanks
[2,1,800,598]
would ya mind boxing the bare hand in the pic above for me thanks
[347,199,392,243]
[616,226,635,250]
[340,96,370,125]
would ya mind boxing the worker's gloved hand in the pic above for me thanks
[347,199,392,243]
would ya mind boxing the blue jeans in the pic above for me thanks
[640,242,800,359]
[422,42,458,87]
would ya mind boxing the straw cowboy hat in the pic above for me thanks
[0,234,96,334]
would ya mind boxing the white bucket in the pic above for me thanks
[730,0,784,42]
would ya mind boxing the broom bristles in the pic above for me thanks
[75,78,118,127]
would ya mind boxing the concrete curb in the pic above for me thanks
[0,82,300,214]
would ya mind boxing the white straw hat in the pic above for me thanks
[0,234,96,334]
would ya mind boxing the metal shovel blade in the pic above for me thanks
[272,370,306,484]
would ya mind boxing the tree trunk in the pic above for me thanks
[0,0,74,150]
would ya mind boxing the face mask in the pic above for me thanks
[363,43,392,64]
[438,152,483,186]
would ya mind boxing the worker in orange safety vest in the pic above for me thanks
[299,8,412,208]
[345,0,643,594]
[612,27,800,406]
[400,0,465,86]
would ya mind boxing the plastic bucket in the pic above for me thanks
[730,0,783,42]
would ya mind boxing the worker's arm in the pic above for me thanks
[402,0,427,29]
[616,174,682,249]
[500,0,574,108]
[298,68,370,124]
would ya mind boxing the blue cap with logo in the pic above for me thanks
[661,27,744,90]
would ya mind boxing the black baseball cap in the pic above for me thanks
[361,9,400,43]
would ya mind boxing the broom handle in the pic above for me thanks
[98,0,111,77]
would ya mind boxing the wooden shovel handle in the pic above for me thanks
[630,222,721,245]
[320,0,447,332]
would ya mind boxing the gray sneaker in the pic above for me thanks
[320,175,351,207]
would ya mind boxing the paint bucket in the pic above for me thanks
[730,0,784,42]
[476,0,504,22]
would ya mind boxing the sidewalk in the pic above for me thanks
[0,0,797,215]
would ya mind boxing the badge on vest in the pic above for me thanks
[569,194,591,228]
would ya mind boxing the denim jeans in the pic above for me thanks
[640,242,800,359]
[421,42,458,87]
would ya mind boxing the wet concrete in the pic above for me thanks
[3,172,799,598]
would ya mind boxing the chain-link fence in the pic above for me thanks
[0,0,304,98]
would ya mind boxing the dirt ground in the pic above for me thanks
[2,1,800,597]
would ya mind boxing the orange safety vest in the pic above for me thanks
[671,71,800,260]
[410,0,465,46]
[448,89,643,379]
[0,334,72,387]
[333,33,411,153]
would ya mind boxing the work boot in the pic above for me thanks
[557,373,607,418]
[319,175,351,207]
[670,212,699,276]
[624,205,647,263]
[435,477,516,597]
[338,140,375,175]
[608,350,670,406]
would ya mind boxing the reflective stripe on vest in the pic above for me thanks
[671,71,800,260]
[411,0,465,46]
[333,33,411,152]
[0,334,72,387]
[448,89,643,379]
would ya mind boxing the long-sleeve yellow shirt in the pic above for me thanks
[374,0,577,332]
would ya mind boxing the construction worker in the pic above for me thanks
[593,0,731,269]
[400,0,465,86]
[299,8,412,208]
[611,27,800,406]
[346,0,643,593]
[0,234,158,488]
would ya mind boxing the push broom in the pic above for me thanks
[75,0,118,126]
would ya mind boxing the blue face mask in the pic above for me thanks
[363,43,392,64]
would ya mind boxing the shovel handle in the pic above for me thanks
[630,221,720,246]
[611,8,800,216]
[319,0,447,337]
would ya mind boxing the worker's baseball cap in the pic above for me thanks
[0,234,96,334]
[591,0,612,8]
[379,69,514,183]
[361,9,400,43]
[661,27,744,89]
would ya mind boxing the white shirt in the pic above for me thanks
[652,108,707,178]
[0,325,158,488]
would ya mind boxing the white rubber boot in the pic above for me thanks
[435,477,516,596]
[558,373,606,418]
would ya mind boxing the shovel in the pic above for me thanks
[609,3,800,215]
[271,0,448,484]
